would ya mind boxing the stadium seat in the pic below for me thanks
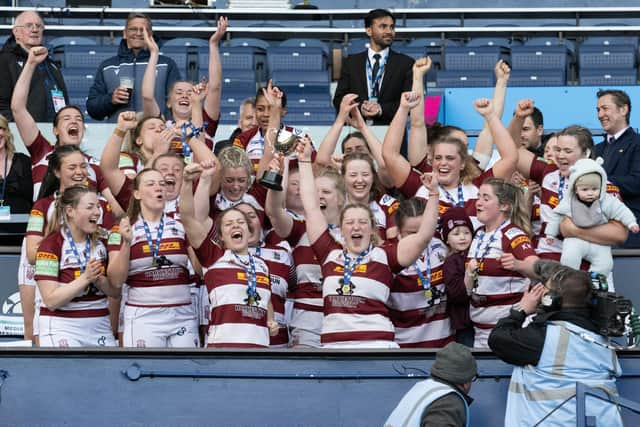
[345,38,370,56]
[62,45,114,69]
[225,38,271,50]
[221,70,258,93]
[162,38,209,48]
[286,93,333,109]
[466,37,514,48]
[271,70,330,94]
[279,39,330,56]
[394,45,427,61]
[524,36,576,54]
[158,46,192,77]
[578,44,637,69]
[266,46,327,72]
[199,46,264,71]
[47,36,97,48]
[511,44,570,71]
[443,45,506,71]
[435,70,495,88]
[285,107,336,125]
[579,68,638,86]
[582,35,638,48]
[509,69,566,86]
[62,67,96,97]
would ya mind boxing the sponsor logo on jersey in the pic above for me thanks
[333,265,367,273]
[511,235,530,249]
[504,227,525,240]
[141,241,181,253]
[236,272,269,285]
[26,210,45,232]
[548,195,559,208]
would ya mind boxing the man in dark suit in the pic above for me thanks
[333,9,414,126]
[595,89,640,248]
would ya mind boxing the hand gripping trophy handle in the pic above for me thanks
[259,128,299,191]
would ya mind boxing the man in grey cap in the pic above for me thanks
[384,342,476,427]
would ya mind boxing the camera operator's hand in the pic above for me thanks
[519,283,546,315]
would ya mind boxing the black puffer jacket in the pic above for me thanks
[0,36,69,122]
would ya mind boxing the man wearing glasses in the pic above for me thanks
[87,12,181,122]
[0,11,69,122]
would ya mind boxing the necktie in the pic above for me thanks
[371,53,381,98]
[607,135,615,144]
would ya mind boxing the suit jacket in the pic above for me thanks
[333,49,414,126]
[595,126,640,247]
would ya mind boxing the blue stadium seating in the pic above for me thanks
[345,38,370,56]
[436,70,495,87]
[199,46,264,71]
[62,45,114,69]
[287,93,333,109]
[443,45,506,71]
[466,37,514,48]
[271,70,330,94]
[62,67,96,96]
[158,46,191,77]
[524,36,576,54]
[510,44,570,71]
[509,69,566,86]
[46,36,97,48]
[279,39,330,56]
[266,46,327,72]
[285,107,336,125]
[225,38,271,50]
[579,68,638,86]
[578,44,637,69]
[162,38,209,48]
[582,35,639,48]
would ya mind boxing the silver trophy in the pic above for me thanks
[259,128,299,191]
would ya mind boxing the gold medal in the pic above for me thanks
[424,289,432,299]
[341,284,351,295]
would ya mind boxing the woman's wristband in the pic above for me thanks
[113,128,127,139]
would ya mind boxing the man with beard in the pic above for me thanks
[0,11,68,122]
[333,9,414,126]
[594,89,640,248]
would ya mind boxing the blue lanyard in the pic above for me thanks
[366,54,387,98]
[414,245,432,298]
[0,154,7,205]
[176,120,207,160]
[440,183,465,208]
[558,175,566,202]
[473,220,508,268]
[233,251,260,306]
[141,213,165,264]
[337,245,371,295]
[64,226,91,273]
[250,244,262,258]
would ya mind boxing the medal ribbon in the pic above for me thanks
[558,175,566,202]
[342,245,371,285]
[141,213,165,264]
[414,245,432,294]
[64,226,92,273]
[440,183,465,208]
[472,220,509,273]
[177,120,208,160]
[233,251,259,305]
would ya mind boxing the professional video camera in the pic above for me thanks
[535,261,640,347]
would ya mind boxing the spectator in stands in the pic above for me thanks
[86,12,181,122]
[0,11,68,122]
[333,9,413,126]
[489,261,623,426]
[385,342,477,426]
[228,97,257,142]
[594,89,640,248]
[517,106,545,158]
[0,114,32,214]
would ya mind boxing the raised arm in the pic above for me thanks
[11,46,47,146]
[100,112,137,197]
[106,217,132,288]
[255,81,283,181]
[473,60,511,169]
[297,137,327,244]
[265,154,294,238]
[179,162,214,250]
[473,98,518,180]
[396,172,439,267]
[141,27,161,118]
[193,158,219,222]
[204,16,227,121]
[511,99,537,179]
[382,92,420,188]
[407,57,431,167]
[315,93,358,167]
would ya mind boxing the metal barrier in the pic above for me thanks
[576,382,640,427]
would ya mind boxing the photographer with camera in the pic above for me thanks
[488,261,624,427]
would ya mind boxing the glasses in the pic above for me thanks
[16,23,44,31]
[126,26,148,33]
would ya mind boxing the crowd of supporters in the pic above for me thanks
[1,9,637,349]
